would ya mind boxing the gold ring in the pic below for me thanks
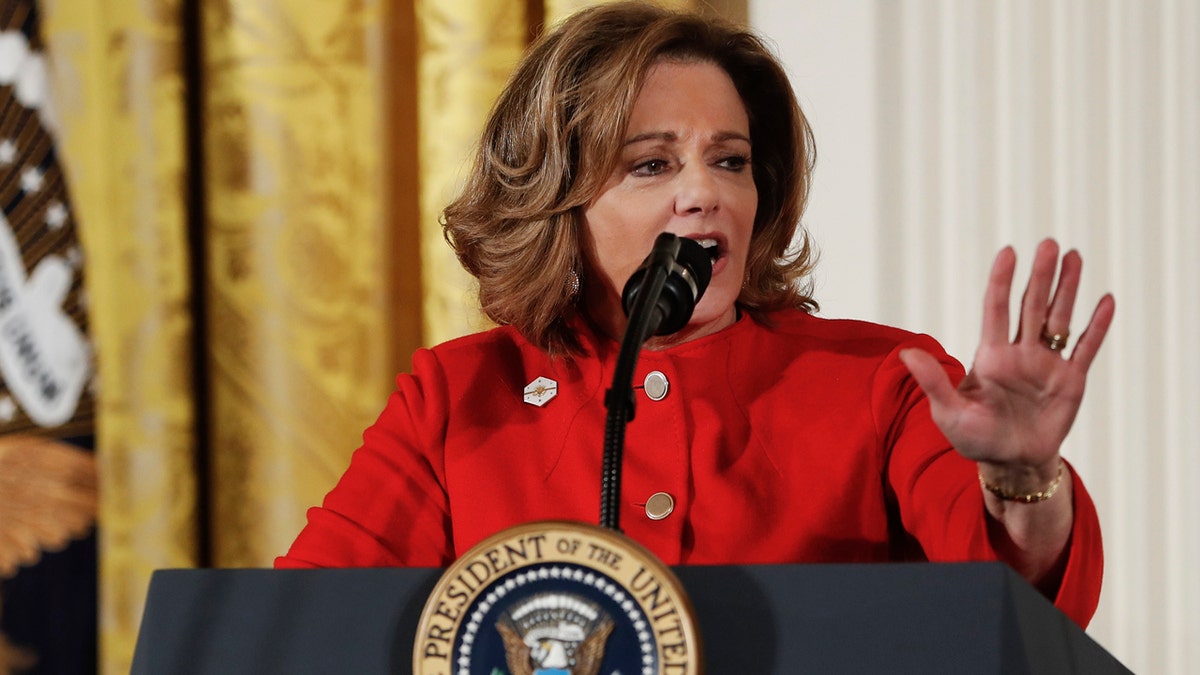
[1040,328,1069,351]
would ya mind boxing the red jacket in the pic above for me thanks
[277,310,1102,627]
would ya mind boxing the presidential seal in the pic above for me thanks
[414,521,701,675]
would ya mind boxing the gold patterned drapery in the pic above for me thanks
[37,0,734,672]
[199,0,404,568]
[416,0,529,344]
[39,2,198,672]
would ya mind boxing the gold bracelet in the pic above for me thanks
[978,460,1065,504]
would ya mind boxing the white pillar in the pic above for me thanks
[752,2,1200,672]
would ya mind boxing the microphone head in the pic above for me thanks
[674,236,714,296]
[621,235,714,336]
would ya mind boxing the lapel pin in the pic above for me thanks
[523,376,558,407]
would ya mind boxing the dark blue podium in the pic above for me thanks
[131,562,1129,674]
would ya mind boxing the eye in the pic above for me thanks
[716,154,751,171]
[632,158,670,176]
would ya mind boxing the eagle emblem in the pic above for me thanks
[495,592,614,675]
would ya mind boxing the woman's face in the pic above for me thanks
[581,59,757,346]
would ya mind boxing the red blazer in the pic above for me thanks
[277,310,1103,627]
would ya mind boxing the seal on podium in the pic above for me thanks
[414,521,701,675]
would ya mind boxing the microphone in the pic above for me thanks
[620,234,714,336]
[600,233,714,531]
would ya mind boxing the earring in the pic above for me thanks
[567,268,580,299]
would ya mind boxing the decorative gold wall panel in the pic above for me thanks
[415,0,529,345]
[546,0,697,25]
[40,2,197,673]
[200,0,398,568]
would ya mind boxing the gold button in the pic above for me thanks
[643,371,669,401]
[645,492,675,520]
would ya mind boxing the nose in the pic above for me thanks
[673,163,719,216]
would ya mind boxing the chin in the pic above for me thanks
[688,288,739,331]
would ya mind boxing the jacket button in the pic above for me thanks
[643,371,669,401]
[645,492,675,520]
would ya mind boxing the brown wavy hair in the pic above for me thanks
[442,1,818,355]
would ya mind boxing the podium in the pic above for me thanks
[131,562,1129,674]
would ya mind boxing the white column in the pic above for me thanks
[752,2,1200,672]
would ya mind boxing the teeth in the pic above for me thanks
[694,238,720,262]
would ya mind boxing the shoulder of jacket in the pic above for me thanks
[764,309,916,341]
[426,324,529,358]
[759,309,950,359]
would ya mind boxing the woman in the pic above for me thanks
[277,2,1114,629]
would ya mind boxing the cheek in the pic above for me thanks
[582,205,645,289]
[726,204,756,269]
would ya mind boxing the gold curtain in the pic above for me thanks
[199,0,403,568]
[41,0,741,672]
[43,0,415,669]
[40,2,198,673]
[415,0,529,345]
[546,0,695,24]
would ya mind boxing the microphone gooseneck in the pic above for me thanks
[600,233,714,531]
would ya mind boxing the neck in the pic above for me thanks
[583,304,738,351]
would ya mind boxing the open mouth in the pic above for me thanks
[694,238,721,262]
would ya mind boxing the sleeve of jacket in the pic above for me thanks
[873,333,1103,628]
[275,347,454,569]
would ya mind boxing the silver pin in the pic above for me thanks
[523,376,558,407]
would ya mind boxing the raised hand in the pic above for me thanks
[898,239,1116,481]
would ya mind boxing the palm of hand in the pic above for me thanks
[942,338,1086,467]
[900,239,1115,471]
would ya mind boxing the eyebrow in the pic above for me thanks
[623,130,751,146]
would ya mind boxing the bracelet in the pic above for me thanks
[978,460,1065,504]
